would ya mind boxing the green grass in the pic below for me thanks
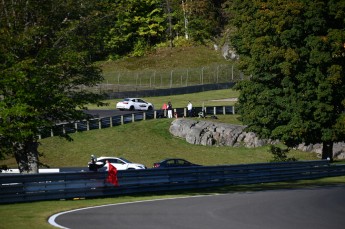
[99,46,230,72]
[4,117,318,168]
[86,88,240,110]
[97,46,237,88]
[2,88,317,168]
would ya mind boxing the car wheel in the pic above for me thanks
[130,106,135,111]
[148,106,153,110]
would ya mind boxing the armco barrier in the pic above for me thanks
[1,160,345,204]
[38,105,235,139]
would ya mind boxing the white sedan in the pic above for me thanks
[116,98,154,111]
[90,156,146,170]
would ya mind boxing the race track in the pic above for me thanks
[49,185,345,229]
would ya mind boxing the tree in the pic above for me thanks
[104,0,166,57]
[179,0,225,43]
[228,0,345,161]
[0,0,105,173]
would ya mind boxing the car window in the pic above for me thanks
[123,98,130,102]
[108,159,120,164]
[176,159,186,165]
[166,160,175,166]
[138,99,144,103]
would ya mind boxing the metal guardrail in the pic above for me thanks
[1,160,345,204]
[39,106,235,139]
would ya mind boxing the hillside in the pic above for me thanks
[99,46,232,81]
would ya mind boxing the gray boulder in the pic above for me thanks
[169,119,271,148]
[169,119,345,159]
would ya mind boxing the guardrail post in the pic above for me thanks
[121,116,124,125]
[87,121,90,131]
[184,108,186,117]
[154,110,157,119]
[223,106,226,115]
[98,119,101,129]
[51,129,54,137]
[132,114,135,122]
[233,106,235,114]
[75,123,78,132]
[214,107,216,115]
[110,117,113,127]
[143,112,146,120]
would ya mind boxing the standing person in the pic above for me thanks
[167,101,173,118]
[187,101,193,117]
[161,102,168,117]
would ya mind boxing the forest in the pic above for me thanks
[1,0,229,62]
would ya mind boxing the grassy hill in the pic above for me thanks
[3,102,318,169]
[2,45,319,169]
[99,46,230,72]
[35,117,317,169]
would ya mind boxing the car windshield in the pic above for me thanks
[123,98,130,102]
[120,158,132,163]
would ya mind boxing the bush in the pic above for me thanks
[269,145,297,162]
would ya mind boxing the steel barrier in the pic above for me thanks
[1,160,345,204]
[38,106,234,139]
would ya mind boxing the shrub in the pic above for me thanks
[269,145,297,162]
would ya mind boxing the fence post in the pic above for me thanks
[232,65,234,81]
[170,70,173,88]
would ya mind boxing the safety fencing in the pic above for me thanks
[38,106,234,139]
[89,64,243,94]
[1,160,345,204]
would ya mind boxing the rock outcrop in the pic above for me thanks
[169,119,275,148]
[169,119,345,159]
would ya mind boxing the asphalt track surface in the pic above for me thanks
[84,109,151,118]
[49,185,345,229]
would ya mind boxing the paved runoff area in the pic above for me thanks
[49,185,345,229]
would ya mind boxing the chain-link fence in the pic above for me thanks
[83,64,242,94]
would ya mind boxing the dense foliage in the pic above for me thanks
[229,0,345,160]
[0,0,106,173]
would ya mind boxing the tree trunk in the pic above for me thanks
[182,0,189,39]
[322,141,333,162]
[14,141,39,174]
[166,0,173,48]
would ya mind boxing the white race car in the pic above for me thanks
[88,156,146,171]
[116,98,154,111]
